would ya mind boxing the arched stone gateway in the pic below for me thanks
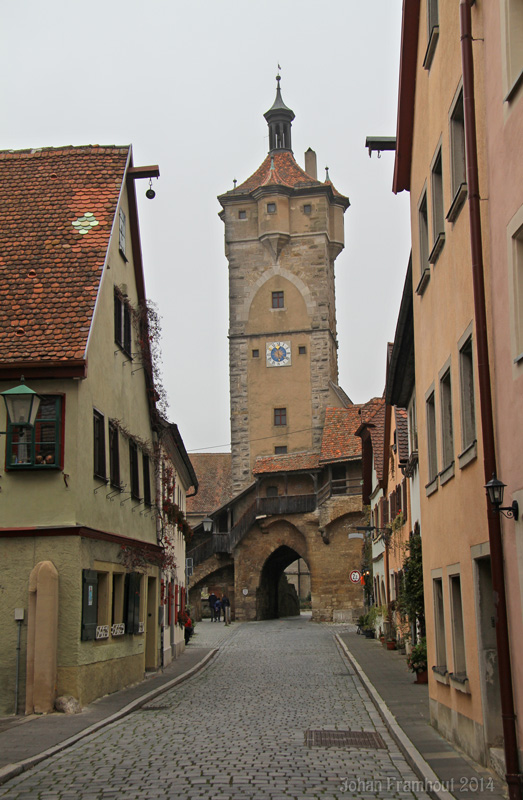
[257,545,306,620]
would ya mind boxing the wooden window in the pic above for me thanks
[93,410,106,480]
[450,89,466,199]
[81,569,98,641]
[440,369,454,470]
[119,208,127,259]
[426,391,438,483]
[6,396,63,469]
[112,573,125,625]
[124,572,141,635]
[274,407,287,426]
[109,421,120,488]
[272,291,284,309]
[431,150,445,244]
[143,453,151,506]
[459,337,476,451]
[450,574,467,676]
[418,193,429,279]
[433,577,447,669]
[114,291,132,355]
[129,440,140,500]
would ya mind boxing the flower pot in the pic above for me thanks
[415,669,428,684]
[364,629,375,639]
[386,640,396,651]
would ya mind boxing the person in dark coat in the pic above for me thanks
[208,592,218,622]
[214,598,221,622]
[221,593,231,626]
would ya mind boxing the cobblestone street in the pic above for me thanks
[0,618,433,799]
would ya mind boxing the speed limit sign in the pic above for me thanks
[350,570,361,584]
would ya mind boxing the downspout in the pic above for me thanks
[460,2,522,796]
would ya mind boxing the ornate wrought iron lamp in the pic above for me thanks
[485,474,519,521]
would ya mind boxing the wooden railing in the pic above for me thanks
[188,481,361,567]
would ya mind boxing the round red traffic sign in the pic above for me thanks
[349,570,361,584]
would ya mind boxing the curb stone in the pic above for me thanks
[0,648,218,788]
[335,634,457,800]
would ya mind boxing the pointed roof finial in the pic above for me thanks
[325,166,330,182]
[233,178,237,189]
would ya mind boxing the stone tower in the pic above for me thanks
[218,77,350,494]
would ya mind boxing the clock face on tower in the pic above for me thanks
[266,341,291,367]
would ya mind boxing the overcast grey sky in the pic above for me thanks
[1,0,411,454]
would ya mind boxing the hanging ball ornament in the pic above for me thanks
[146,178,156,200]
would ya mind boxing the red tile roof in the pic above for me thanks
[253,451,320,475]
[320,406,362,463]
[357,397,386,478]
[0,145,130,365]
[394,407,409,463]
[186,453,232,514]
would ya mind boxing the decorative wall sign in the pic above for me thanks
[95,625,109,639]
[111,623,125,636]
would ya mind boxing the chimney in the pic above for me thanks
[305,148,317,180]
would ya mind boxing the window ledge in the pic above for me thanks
[439,462,455,486]
[513,352,523,365]
[449,672,470,694]
[504,68,523,104]
[432,665,450,685]
[270,307,287,312]
[446,183,468,223]
[119,247,128,263]
[458,440,477,470]
[426,476,439,497]
[429,232,446,265]
[416,267,431,296]
[423,25,439,71]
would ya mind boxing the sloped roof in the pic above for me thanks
[395,407,409,463]
[0,145,129,366]
[253,451,320,475]
[320,406,362,463]
[186,453,232,514]
[357,397,387,478]
[235,151,321,192]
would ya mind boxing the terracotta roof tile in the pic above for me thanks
[320,406,362,463]
[253,451,320,475]
[0,145,129,364]
[395,407,409,463]
[185,453,232,514]
[235,151,320,192]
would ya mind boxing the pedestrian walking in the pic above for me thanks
[214,598,221,622]
[208,591,217,622]
[221,592,231,625]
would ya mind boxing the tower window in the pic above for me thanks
[274,408,287,426]
[252,349,259,358]
[303,204,311,215]
[267,202,276,214]
[238,210,247,219]
[272,291,284,309]
[299,345,306,355]
[275,446,287,455]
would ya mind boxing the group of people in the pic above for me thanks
[208,592,231,625]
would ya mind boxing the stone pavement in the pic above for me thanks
[337,629,507,800]
[0,616,434,800]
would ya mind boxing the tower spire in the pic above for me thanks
[264,74,295,153]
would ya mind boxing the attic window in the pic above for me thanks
[239,210,247,219]
[72,212,99,235]
[303,204,311,215]
[119,209,127,261]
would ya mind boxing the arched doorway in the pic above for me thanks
[256,545,310,620]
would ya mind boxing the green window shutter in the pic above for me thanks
[125,573,141,634]
[81,569,98,641]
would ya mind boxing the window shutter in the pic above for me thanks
[114,293,123,346]
[81,569,98,641]
[402,479,407,515]
[123,304,132,354]
[174,584,179,624]
[125,572,141,634]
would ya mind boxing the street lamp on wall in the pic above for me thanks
[202,516,213,534]
[485,474,519,521]
[0,378,41,431]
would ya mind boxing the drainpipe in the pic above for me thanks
[460,2,522,796]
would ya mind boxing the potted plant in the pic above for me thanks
[407,637,428,683]
[362,606,380,638]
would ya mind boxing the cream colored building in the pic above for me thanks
[393,0,522,783]
[0,145,196,715]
